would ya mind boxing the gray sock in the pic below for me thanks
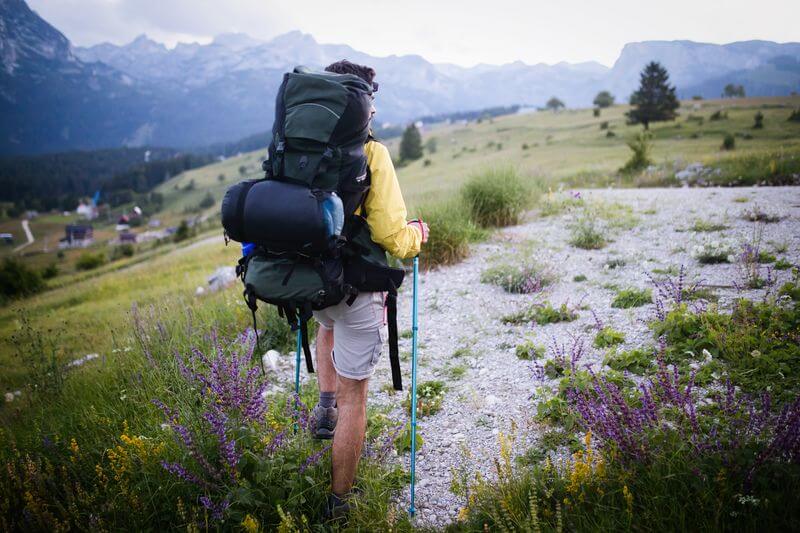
[319,391,336,408]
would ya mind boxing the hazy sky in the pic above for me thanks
[29,0,800,67]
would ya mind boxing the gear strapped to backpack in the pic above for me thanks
[221,66,406,390]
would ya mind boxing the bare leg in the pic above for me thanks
[316,325,336,394]
[331,375,369,496]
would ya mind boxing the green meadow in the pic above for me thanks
[1,95,800,530]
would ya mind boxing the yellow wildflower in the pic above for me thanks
[69,438,80,462]
[623,484,633,518]
[241,514,259,533]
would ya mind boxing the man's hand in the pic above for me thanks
[408,219,430,244]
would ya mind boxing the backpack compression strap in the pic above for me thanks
[386,288,402,391]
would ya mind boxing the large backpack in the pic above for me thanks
[221,66,406,389]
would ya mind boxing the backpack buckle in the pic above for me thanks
[276,141,285,153]
[322,147,334,159]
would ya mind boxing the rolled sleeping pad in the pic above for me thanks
[221,179,331,252]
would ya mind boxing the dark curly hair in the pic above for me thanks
[324,60,378,91]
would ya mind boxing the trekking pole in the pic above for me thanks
[408,255,420,517]
[293,318,302,433]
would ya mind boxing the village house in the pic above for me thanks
[59,224,94,249]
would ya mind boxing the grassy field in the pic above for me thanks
[2,96,800,382]
[1,95,799,529]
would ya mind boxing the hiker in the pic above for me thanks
[221,58,429,519]
[310,60,429,518]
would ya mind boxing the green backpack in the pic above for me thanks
[221,66,406,389]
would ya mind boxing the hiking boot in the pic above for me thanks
[323,493,351,520]
[311,403,338,440]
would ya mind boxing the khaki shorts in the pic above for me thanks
[313,291,387,380]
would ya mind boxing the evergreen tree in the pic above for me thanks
[399,124,423,162]
[626,62,680,129]
[593,90,615,108]
[723,83,746,98]
[545,97,565,111]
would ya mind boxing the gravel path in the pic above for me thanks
[276,186,799,528]
[376,186,800,528]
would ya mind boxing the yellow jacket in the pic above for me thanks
[358,140,421,259]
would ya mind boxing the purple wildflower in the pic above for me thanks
[299,444,332,474]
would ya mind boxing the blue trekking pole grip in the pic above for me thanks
[409,255,420,517]
[293,319,302,433]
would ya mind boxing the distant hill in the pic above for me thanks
[2,0,799,156]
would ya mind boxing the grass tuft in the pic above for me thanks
[461,167,536,227]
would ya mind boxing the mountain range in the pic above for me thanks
[2,0,799,156]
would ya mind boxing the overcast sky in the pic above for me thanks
[29,0,800,67]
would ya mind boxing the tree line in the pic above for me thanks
[0,147,214,213]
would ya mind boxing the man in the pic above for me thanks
[310,59,429,518]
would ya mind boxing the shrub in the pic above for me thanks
[198,191,215,209]
[40,263,58,279]
[653,298,800,400]
[604,347,654,374]
[423,158,432,167]
[461,167,533,227]
[721,133,736,151]
[569,211,607,250]
[573,274,587,282]
[741,204,782,223]
[709,109,728,121]
[75,251,106,271]
[531,302,578,324]
[173,220,192,242]
[690,219,727,232]
[593,108,601,117]
[481,261,553,294]
[414,200,480,269]
[111,243,135,260]
[503,302,577,325]
[603,257,626,270]
[774,258,793,270]
[0,257,45,301]
[605,130,616,138]
[599,121,609,130]
[753,111,764,129]
[620,130,653,173]
[594,327,625,348]
[403,380,445,417]
[691,240,735,264]
[516,341,546,360]
[789,108,800,122]
[612,287,652,308]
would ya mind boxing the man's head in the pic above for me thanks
[325,60,377,119]
[324,60,377,90]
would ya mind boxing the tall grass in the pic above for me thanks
[713,148,800,185]
[414,199,483,270]
[1,300,411,530]
[461,167,537,227]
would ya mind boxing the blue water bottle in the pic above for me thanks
[242,242,255,256]
[321,193,344,237]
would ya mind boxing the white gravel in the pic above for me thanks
[282,186,800,529]
[377,186,799,528]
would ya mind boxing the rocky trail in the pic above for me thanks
[276,186,800,528]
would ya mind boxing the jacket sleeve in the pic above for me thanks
[362,141,422,260]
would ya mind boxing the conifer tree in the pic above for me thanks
[399,123,423,162]
[626,62,680,129]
